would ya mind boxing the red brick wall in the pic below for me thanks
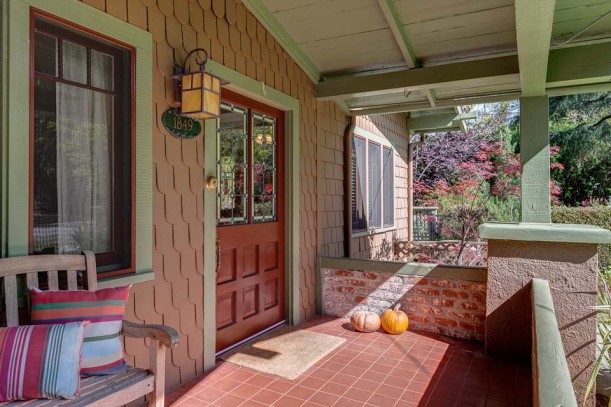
[321,267,486,341]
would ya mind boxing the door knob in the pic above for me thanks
[206,174,218,191]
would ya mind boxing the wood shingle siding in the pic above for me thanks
[68,0,408,390]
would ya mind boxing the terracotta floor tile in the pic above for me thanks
[299,376,328,389]
[334,398,365,407]
[273,395,305,407]
[192,387,227,403]
[309,368,337,381]
[174,397,210,406]
[360,371,387,383]
[309,391,340,406]
[375,384,403,399]
[214,393,248,407]
[245,374,275,388]
[383,374,412,389]
[265,379,295,394]
[168,317,531,407]
[352,378,381,392]
[250,389,283,405]
[340,365,367,378]
[231,383,263,399]
[320,381,350,396]
[330,372,357,386]
[239,400,269,407]
[343,387,374,403]
[366,393,398,407]
[286,385,317,400]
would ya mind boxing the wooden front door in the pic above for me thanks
[215,90,285,352]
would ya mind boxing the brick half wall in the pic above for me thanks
[318,257,487,341]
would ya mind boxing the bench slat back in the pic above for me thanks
[0,251,97,327]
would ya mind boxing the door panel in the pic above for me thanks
[215,90,285,352]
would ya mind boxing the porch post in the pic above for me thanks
[519,96,551,223]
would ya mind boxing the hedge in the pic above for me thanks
[552,206,611,271]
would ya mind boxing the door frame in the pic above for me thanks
[202,60,300,371]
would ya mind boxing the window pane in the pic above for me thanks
[252,112,277,223]
[34,32,57,76]
[62,41,87,84]
[91,50,114,91]
[351,136,366,231]
[33,79,114,255]
[368,143,382,229]
[383,147,394,227]
[218,103,248,225]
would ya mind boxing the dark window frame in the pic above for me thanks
[351,132,395,234]
[29,11,136,277]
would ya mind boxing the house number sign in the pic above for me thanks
[162,109,202,139]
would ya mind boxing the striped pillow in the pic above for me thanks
[0,322,86,401]
[30,286,130,376]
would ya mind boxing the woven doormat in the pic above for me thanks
[220,325,345,380]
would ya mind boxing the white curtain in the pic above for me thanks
[56,42,112,254]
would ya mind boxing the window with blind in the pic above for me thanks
[351,133,395,233]
[31,16,134,276]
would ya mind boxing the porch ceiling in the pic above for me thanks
[244,0,611,115]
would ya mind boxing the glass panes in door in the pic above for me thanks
[252,112,277,222]
[217,103,248,225]
[217,103,278,226]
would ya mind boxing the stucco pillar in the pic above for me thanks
[520,96,551,223]
[481,223,611,405]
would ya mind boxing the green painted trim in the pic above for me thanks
[315,257,322,315]
[520,96,550,223]
[97,270,155,289]
[0,0,8,258]
[285,103,300,327]
[199,61,300,368]
[5,0,30,257]
[531,278,578,407]
[316,55,520,101]
[479,222,611,244]
[352,226,396,239]
[335,100,351,116]
[241,0,321,84]
[3,0,153,275]
[547,42,611,89]
[353,126,393,148]
[515,0,556,96]
[318,257,487,282]
[376,0,418,68]
[406,112,476,131]
[206,60,298,112]
[202,119,217,371]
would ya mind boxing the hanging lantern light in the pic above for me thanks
[174,48,226,120]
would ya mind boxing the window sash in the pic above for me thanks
[351,133,395,233]
[31,16,133,274]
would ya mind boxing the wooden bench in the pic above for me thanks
[0,251,179,407]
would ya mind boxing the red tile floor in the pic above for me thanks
[166,317,532,407]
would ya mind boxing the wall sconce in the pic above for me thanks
[174,48,226,120]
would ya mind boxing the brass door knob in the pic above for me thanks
[206,174,218,191]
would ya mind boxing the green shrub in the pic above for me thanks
[552,206,611,270]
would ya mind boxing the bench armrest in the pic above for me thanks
[122,320,180,348]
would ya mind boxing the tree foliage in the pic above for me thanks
[548,92,611,206]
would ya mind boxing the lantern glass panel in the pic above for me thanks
[182,88,202,113]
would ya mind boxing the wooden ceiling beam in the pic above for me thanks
[316,55,520,101]
[406,112,476,131]
[515,0,556,96]
[376,0,437,107]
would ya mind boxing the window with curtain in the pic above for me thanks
[31,17,133,275]
[351,133,395,233]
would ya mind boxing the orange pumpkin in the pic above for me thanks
[350,311,381,333]
[380,304,409,334]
